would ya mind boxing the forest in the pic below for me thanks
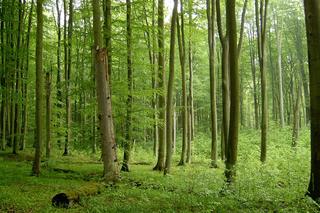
[1,0,320,212]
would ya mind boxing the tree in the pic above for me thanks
[46,70,52,158]
[153,0,166,171]
[121,0,133,172]
[164,0,178,175]
[216,0,229,160]
[55,0,63,149]
[177,0,188,166]
[224,0,248,182]
[103,0,112,85]
[224,0,238,182]
[255,0,269,163]
[304,0,320,201]
[207,0,218,168]
[92,0,119,181]
[32,0,44,176]
[275,16,284,128]
[64,0,73,156]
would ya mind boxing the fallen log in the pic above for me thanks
[52,182,102,208]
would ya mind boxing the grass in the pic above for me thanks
[0,126,319,212]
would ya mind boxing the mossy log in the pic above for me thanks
[52,183,102,208]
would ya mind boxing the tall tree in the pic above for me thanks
[275,16,284,128]
[153,0,166,171]
[55,0,63,149]
[177,0,188,166]
[46,70,52,158]
[216,0,229,160]
[225,0,238,182]
[187,0,195,157]
[304,0,320,201]
[64,0,73,156]
[92,0,119,181]
[121,0,133,172]
[248,26,259,130]
[255,0,269,163]
[164,0,178,175]
[32,0,44,176]
[207,0,217,168]
[224,0,247,182]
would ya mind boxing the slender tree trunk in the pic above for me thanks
[46,70,52,158]
[0,1,5,150]
[32,0,43,176]
[255,0,269,163]
[249,29,259,129]
[63,0,73,156]
[91,47,96,154]
[276,19,284,128]
[153,0,166,171]
[207,0,217,168]
[92,0,119,181]
[121,0,133,172]
[177,3,188,166]
[216,0,229,160]
[225,0,239,182]
[13,0,24,155]
[164,0,178,175]
[292,84,301,147]
[188,0,195,142]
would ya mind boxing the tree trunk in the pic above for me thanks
[292,84,301,147]
[92,0,119,181]
[164,0,178,175]
[153,0,166,171]
[188,0,195,142]
[255,0,269,163]
[207,0,217,168]
[32,0,44,176]
[46,70,52,158]
[216,0,230,161]
[103,0,112,86]
[121,0,133,172]
[225,0,239,182]
[64,0,73,156]
[304,0,320,200]
[276,18,284,128]
[177,5,188,166]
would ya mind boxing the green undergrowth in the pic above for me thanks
[0,127,319,212]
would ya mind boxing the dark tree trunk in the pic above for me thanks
[304,0,320,200]
[32,0,44,176]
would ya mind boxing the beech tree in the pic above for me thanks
[164,0,178,175]
[92,0,119,181]
[304,0,320,201]
[32,0,44,176]
[255,0,269,163]
[153,0,166,171]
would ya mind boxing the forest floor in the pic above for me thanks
[0,126,320,212]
